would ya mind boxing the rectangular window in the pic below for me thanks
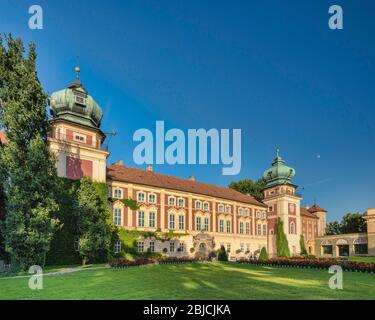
[226,220,231,233]
[169,214,175,229]
[168,197,176,206]
[148,194,156,204]
[246,222,250,234]
[257,224,261,235]
[322,245,333,255]
[239,222,244,234]
[138,211,145,227]
[149,241,155,252]
[263,224,267,236]
[114,189,122,199]
[178,242,184,252]
[170,242,175,252]
[204,217,209,231]
[218,205,224,213]
[113,208,122,226]
[195,201,201,209]
[178,215,184,230]
[114,241,121,254]
[203,202,209,211]
[178,198,184,207]
[74,133,86,143]
[149,212,156,228]
[138,241,144,252]
[137,192,145,202]
[219,220,224,233]
[196,217,201,231]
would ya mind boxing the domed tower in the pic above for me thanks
[48,67,109,182]
[262,149,302,257]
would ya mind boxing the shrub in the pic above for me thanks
[259,247,268,260]
[218,245,228,261]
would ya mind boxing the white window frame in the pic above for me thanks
[195,200,202,210]
[113,188,122,199]
[114,241,121,254]
[204,217,209,231]
[149,241,155,252]
[219,219,224,233]
[178,198,185,208]
[245,208,250,216]
[137,192,145,202]
[257,224,262,235]
[169,242,175,252]
[263,224,267,236]
[148,193,156,204]
[138,210,145,227]
[178,215,184,230]
[290,222,296,234]
[196,216,202,231]
[226,220,231,233]
[138,241,144,252]
[149,211,156,228]
[113,208,122,226]
[225,205,231,214]
[168,196,176,206]
[238,208,243,215]
[239,221,244,234]
[203,202,209,211]
[218,204,224,213]
[246,222,250,234]
[169,214,175,229]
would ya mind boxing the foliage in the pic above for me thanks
[258,247,268,260]
[0,34,59,270]
[238,257,375,273]
[326,213,367,235]
[76,177,114,265]
[300,234,307,255]
[217,245,228,261]
[228,178,266,201]
[276,218,290,258]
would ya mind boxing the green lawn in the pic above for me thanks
[0,262,374,300]
[349,256,375,263]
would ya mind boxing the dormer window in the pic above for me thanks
[75,95,86,106]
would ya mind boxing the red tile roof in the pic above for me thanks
[301,207,319,219]
[107,164,267,207]
[0,131,7,145]
[308,204,327,213]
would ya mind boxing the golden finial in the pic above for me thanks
[75,65,80,80]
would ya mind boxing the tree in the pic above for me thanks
[326,213,367,235]
[76,177,113,265]
[340,213,367,234]
[299,234,307,255]
[0,34,59,270]
[228,178,266,201]
[276,218,290,258]
[217,245,228,261]
[258,247,268,260]
[326,221,341,235]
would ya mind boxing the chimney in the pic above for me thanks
[188,176,195,181]
[113,160,124,166]
[146,165,153,172]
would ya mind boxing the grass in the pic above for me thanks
[349,256,375,263]
[0,262,374,300]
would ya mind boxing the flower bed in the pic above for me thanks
[237,258,375,273]
[110,257,199,268]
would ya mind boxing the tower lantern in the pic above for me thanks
[48,67,109,182]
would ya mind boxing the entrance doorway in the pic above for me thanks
[337,245,349,257]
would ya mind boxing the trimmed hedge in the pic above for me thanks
[110,256,199,268]
[237,257,375,273]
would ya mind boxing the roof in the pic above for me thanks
[107,164,267,207]
[308,204,327,213]
[0,131,8,145]
[300,207,319,219]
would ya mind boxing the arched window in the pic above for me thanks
[218,204,224,213]
[203,202,209,211]
[148,193,156,204]
[178,198,185,208]
[137,192,145,202]
[195,200,202,210]
[225,205,231,214]
[290,222,295,234]
[168,196,176,206]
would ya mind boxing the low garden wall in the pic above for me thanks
[110,257,201,268]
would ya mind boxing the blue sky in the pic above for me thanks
[1,0,374,221]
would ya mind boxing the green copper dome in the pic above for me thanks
[263,149,295,188]
[49,68,103,128]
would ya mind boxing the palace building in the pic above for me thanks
[24,69,375,259]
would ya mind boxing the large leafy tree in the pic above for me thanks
[76,177,113,265]
[326,213,367,235]
[228,178,266,201]
[276,218,290,258]
[0,34,59,270]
